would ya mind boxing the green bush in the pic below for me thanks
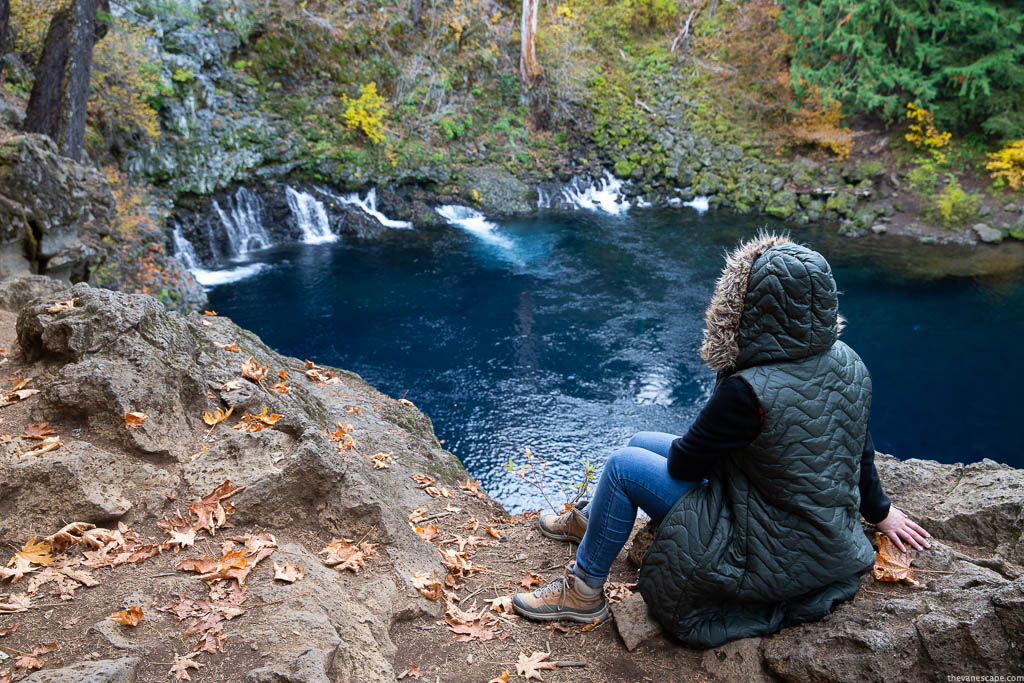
[931,178,981,229]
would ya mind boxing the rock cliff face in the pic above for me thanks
[0,277,1021,682]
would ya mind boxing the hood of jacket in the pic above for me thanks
[699,232,841,373]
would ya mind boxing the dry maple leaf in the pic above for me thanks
[272,561,304,583]
[269,381,290,394]
[111,605,144,626]
[0,556,36,584]
[516,651,557,681]
[252,406,282,426]
[170,652,204,681]
[203,310,217,316]
[458,479,487,500]
[10,538,53,568]
[410,474,437,489]
[404,664,424,680]
[240,356,268,383]
[14,642,55,673]
[371,451,393,469]
[872,532,920,586]
[179,549,251,585]
[0,594,32,612]
[46,298,77,313]
[215,341,241,353]
[485,524,504,540]
[398,398,415,407]
[412,524,439,543]
[230,532,277,564]
[487,595,513,613]
[345,406,361,414]
[487,671,510,683]
[520,571,542,589]
[44,522,96,550]
[411,571,444,601]
[232,413,264,433]
[22,436,61,457]
[188,480,243,536]
[9,388,40,402]
[407,508,430,524]
[445,614,500,642]
[607,581,636,603]
[220,379,243,391]
[320,537,379,573]
[22,423,56,439]
[124,411,147,428]
[203,406,234,427]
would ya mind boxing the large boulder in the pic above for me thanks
[458,166,533,215]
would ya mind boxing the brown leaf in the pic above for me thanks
[272,561,304,583]
[22,423,56,439]
[44,522,97,551]
[407,508,430,524]
[124,411,147,428]
[445,614,500,642]
[203,310,217,316]
[46,298,77,313]
[188,480,243,536]
[0,556,37,584]
[345,405,361,414]
[519,571,542,589]
[411,571,444,601]
[487,595,513,613]
[606,581,636,603]
[0,594,32,612]
[10,537,53,567]
[240,356,268,383]
[413,525,439,543]
[111,605,144,626]
[872,532,919,585]
[10,388,40,401]
[487,671,510,683]
[458,478,487,500]
[215,340,240,353]
[410,474,437,489]
[252,406,282,426]
[404,664,424,679]
[179,549,251,585]
[170,653,204,680]
[22,436,61,456]
[220,379,243,391]
[371,451,393,469]
[203,406,234,427]
[14,642,55,673]
[398,398,415,407]
[269,381,290,394]
[320,537,379,573]
[516,651,557,681]
[485,524,504,540]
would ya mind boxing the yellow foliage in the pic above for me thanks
[904,103,951,163]
[8,0,64,60]
[985,138,1024,191]
[103,167,157,234]
[342,82,389,145]
[789,95,853,161]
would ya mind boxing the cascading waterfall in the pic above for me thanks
[320,187,413,229]
[286,187,338,244]
[683,196,710,213]
[434,205,513,249]
[560,171,631,215]
[211,186,273,256]
[536,187,551,210]
[170,223,268,287]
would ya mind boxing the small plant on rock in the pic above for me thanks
[342,82,389,145]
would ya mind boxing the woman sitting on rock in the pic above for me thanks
[512,233,930,647]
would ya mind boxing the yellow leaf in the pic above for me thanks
[124,411,147,428]
[203,406,234,426]
[10,537,53,567]
[110,605,144,626]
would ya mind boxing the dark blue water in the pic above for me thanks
[208,209,1024,511]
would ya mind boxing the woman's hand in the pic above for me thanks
[876,506,931,552]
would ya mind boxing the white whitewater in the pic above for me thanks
[434,205,513,249]
[683,196,710,213]
[286,187,338,243]
[561,171,631,215]
[211,187,273,256]
[322,187,413,229]
[536,186,551,209]
[171,224,269,287]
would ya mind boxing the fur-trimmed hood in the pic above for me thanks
[700,232,841,374]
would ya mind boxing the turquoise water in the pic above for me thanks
[208,208,1024,512]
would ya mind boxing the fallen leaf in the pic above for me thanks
[240,356,268,383]
[320,537,379,573]
[46,298,77,313]
[124,411,147,428]
[607,581,636,603]
[487,671,511,683]
[252,406,282,426]
[272,561,304,583]
[411,474,437,489]
[0,594,32,612]
[22,423,56,439]
[203,406,234,427]
[485,524,504,540]
[232,413,264,432]
[487,595,513,613]
[215,340,240,353]
[10,389,40,401]
[170,652,204,680]
[190,446,209,460]
[22,436,61,456]
[445,613,500,642]
[278,369,289,380]
[0,623,17,637]
[111,605,144,626]
[14,642,55,673]
[10,537,53,567]
[872,532,919,586]
[458,479,487,500]
[411,571,444,601]
[398,398,415,407]
[203,310,217,316]
[269,381,290,394]
[519,571,542,589]
[188,480,243,536]
[0,556,38,584]
[404,664,423,679]
[516,651,557,681]
[408,507,430,524]
[179,549,250,585]
[413,525,439,543]
[220,379,243,391]
[371,451,393,469]
[345,406,361,414]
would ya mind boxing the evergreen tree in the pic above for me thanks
[780,0,1024,140]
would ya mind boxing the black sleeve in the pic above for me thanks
[667,376,762,481]
[859,426,892,524]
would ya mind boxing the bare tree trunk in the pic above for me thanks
[24,0,108,161]
[519,0,539,88]
[0,0,9,82]
[410,0,422,27]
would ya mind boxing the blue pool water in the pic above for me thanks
[207,208,1024,512]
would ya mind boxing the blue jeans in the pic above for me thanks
[573,432,699,588]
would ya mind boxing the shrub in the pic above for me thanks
[342,82,389,144]
[787,94,854,161]
[907,161,940,195]
[986,139,1024,190]
[933,178,981,229]
[905,103,951,163]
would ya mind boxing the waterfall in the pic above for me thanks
[536,186,551,209]
[434,205,512,249]
[286,187,338,244]
[560,171,630,215]
[211,187,273,256]
[320,187,413,229]
[683,196,710,214]
[170,223,268,287]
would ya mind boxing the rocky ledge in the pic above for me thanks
[0,277,1021,682]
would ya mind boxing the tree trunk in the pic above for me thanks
[519,0,539,88]
[23,0,107,162]
[0,0,9,82]
[410,0,422,27]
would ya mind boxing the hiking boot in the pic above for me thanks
[537,504,588,544]
[512,567,608,624]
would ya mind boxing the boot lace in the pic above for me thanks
[533,576,571,609]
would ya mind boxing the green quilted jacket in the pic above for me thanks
[637,235,876,648]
